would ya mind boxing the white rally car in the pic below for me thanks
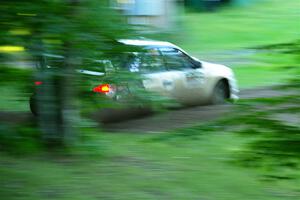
[30,39,239,116]
[94,39,239,105]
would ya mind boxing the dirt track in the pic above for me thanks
[0,87,296,133]
[100,87,296,133]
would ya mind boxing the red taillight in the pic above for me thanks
[93,84,111,93]
[34,81,43,86]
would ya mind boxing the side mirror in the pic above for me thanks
[193,61,202,69]
[191,56,202,69]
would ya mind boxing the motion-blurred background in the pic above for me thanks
[0,0,299,199]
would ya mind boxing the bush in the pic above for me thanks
[0,122,42,155]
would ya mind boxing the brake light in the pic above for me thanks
[34,81,43,86]
[93,84,111,93]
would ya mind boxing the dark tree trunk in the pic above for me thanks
[33,0,81,148]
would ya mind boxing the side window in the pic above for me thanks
[160,47,195,70]
[140,48,165,73]
[127,53,142,72]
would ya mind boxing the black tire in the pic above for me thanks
[29,95,37,116]
[210,80,229,105]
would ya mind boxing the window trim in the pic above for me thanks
[158,47,200,70]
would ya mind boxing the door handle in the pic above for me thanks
[162,79,174,91]
[163,80,173,86]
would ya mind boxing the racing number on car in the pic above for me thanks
[184,71,204,87]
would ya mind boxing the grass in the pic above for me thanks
[0,84,31,112]
[233,53,299,88]
[178,0,300,53]
[0,67,32,112]
[172,0,300,89]
[1,122,300,200]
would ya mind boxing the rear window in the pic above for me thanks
[41,54,108,73]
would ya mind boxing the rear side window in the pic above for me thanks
[127,53,142,72]
[140,48,165,73]
[126,49,165,73]
[159,47,196,70]
[81,59,108,72]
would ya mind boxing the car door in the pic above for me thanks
[159,47,206,104]
[138,48,181,99]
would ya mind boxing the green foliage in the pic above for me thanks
[0,122,41,155]
[0,66,33,112]
[253,40,300,87]
[1,122,300,199]
[0,67,32,84]
[1,0,127,52]
[1,0,140,148]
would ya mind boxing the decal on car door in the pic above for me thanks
[184,71,204,88]
[162,79,174,91]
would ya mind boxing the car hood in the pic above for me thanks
[200,60,234,77]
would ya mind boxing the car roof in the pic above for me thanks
[118,39,178,49]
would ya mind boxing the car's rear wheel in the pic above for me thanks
[210,80,229,105]
[29,95,37,116]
